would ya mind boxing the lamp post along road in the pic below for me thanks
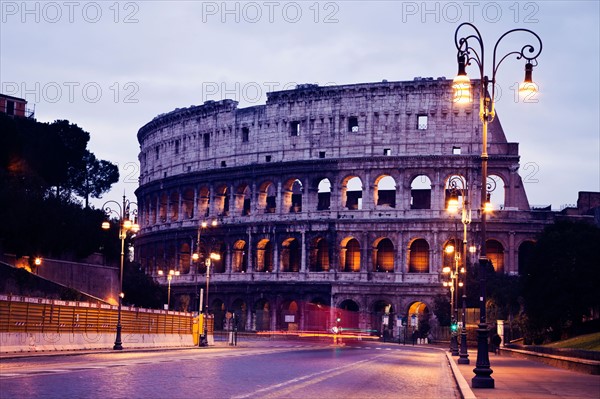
[201,252,221,346]
[448,175,472,365]
[102,195,139,351]
[453,22,542,388]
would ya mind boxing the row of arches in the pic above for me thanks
[138,173,507,226]
[141,234,534,276]
[198,296,431,335]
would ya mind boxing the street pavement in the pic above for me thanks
[447,348,600,399]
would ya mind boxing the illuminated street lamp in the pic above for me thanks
[447,175,472,364]
[442,243,464,356]
[102,194,139,350]
[453,22,542,388]
[192,219,218,263]
[200,252,221,347]
[158,269,180,309]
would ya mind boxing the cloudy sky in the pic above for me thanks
[2,1,599,210]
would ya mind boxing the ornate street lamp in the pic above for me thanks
[102,194,139,350]
[448,175,472,364]
[200,252,221,346]
[452,22,542,388]
[442,241,463,356]
[158,269,180,309]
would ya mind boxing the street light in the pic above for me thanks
[453,22,542,388]
[442,242,463,356]
[200,252,221,346]
[192,219,218,263]
[158,269,180,309]
[102,194,139,351]
[448,175,472,364]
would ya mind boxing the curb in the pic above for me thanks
[446,351,476,399]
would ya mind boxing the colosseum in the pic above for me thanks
[134,78,554,338]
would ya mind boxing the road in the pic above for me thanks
[0,341,459,399]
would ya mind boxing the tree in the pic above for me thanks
[522,221,600,343]
[70,151,119,208]
[0,114,120,260]
[122,262,165,309]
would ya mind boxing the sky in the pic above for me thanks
[1,0,599,210]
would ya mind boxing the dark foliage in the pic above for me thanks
[522,221,600,343]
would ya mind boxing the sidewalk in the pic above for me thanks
[448,349,600,399]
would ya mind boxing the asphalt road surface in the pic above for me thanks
[0,341,459,399]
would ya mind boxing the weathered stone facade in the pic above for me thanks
[134,78,554,336]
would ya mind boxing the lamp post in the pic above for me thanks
[200,252,221,346]
[191,219,218,267]
[102,194,139,351]
[452,22,542,388]
[442,241,463,356]
[448,175,472,364]
[158,269,180,309]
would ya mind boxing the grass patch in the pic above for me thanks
[545,332,600,351]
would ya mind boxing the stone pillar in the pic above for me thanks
[247,228,254,273]
[508,231,516,274]
[300,229,307,272]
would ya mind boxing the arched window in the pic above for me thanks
[486,239,505,273]
[487,175,506,211]
[411,175,432,209]
[198,187,210,217]
[281,238,301,272]
[317,178,331,211]
[343,176,363,210]
[374,238,394,272]
[409,239,429,273]
[179,243,191,274]
[375,175,396,208]
[341,238,361,272]
[182,188,194,219]
[309,237,330,272]
[256,239,274,272]
[233,240,247,273]
[258,182,276,214]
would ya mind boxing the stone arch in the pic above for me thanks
[338,299,360,330]
[256,238,274,272]
[231,298,248,332]
[305,298,329,331]
[179,242,191,274]
[518,240,536,275]
[487,174,506,210]
[169,191,179,221]
[182,188,194,219]
[372,300,394,336]
[211,241,227,273]
[198,186,210,218]
[408,238,430,273]
[374,175,396,208]
[342,176,363,210]
[215,184,230,216]
[373,237,394,272]
[254,299,271,331]
[406,301,431,334]
[410,174,432,209]
[279,300,300,330]
[309,237,330,272]
[280,237,301,272]
[283,178,303,213]
[340,237,360,272]
[159,193,168,222]
[486,239,505,274]
[257,181,277,213]
[232,240,248,273]
[317,178,331,211]
[211,298,226,331]
[234,183,252,216]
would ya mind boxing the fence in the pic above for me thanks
[0,295,194,351]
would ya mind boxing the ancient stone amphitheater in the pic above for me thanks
[134,78,552,336]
